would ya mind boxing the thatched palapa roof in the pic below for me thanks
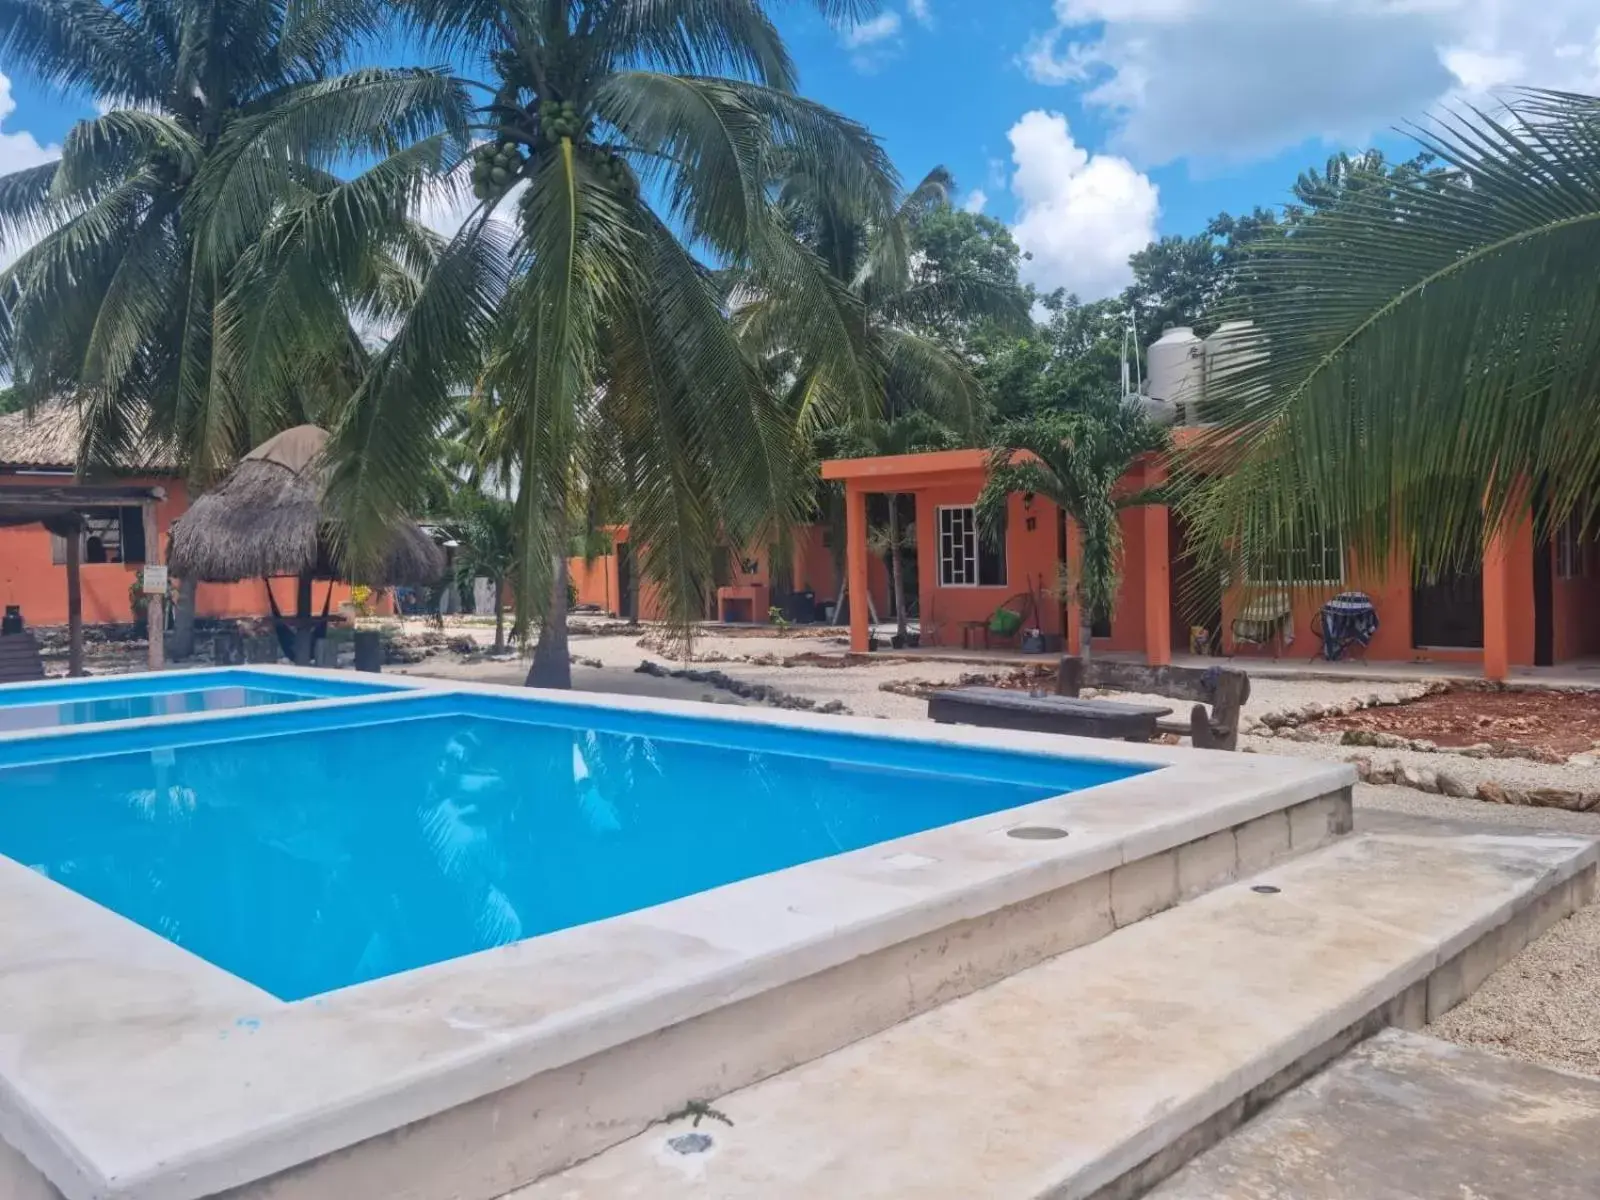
[169,425,444,586]
[0,400,177,473]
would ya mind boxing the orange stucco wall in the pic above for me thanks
[826,449,1595,672]
[913,481,1066,648]
[568,524,888,622]
[0,473,380,626]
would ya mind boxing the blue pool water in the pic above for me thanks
[0,695,1144,1001]
[0,671,392,734]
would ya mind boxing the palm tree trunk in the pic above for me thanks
[888,494,908,641]
[171,575,198,659]
[1080,607,1095,664]
[493,577,506,653]
[526,554,572,688]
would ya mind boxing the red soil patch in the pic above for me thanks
[1308,688,1600,756]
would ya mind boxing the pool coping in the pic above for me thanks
[0,666,1356,1200]
[0,666,418,745]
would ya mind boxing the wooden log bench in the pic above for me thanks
[928,687,1174,743]
[1056,656,1251,751]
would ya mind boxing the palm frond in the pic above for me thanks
[1181,89,1600,582]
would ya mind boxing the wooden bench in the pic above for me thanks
[928,687,1173,743]
[1056,657,1251,751]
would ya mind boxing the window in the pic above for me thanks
[1248,519,1342,586]
[1555,510,1590,581]
[937,505,1006,588]
[50,507,147,566]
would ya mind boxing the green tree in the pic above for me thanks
[976,393,1167,661]
[971,292,1127,419]
[0,0,469,474]
[1122,207,1283,347]
[754,168,1029,640]
[1179,90,1600,590]
[445,489,517,652]
[330,0,898,689]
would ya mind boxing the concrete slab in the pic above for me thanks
[517,826,1597,1200]
[1153,1028,1600,1199]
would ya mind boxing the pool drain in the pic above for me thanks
[1008,826,1069,841]
[668,1132,714,1156]
[1251,885,1282,895]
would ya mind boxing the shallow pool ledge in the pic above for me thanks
[0,670,1356,1200]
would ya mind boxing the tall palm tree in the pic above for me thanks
[1179,89,1600,586]
[977,395,1168,661]
[328,0,900,688]
[0,0,471,477]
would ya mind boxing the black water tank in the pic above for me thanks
[353,629,383,672]
[1,606,21,635]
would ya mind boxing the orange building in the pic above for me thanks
[570,523,891,627]
[823,446,1600,680]
[0,405,375,627]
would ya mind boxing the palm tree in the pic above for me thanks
[327,0,901,689]
[976,395,1168,661]
[745,166,1030,640]
[0,0,470,470]
[0,0,470,657]
[1178,89,1600,585]
[446,489,517,651]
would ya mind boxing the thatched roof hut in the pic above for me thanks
[169,425,444,586]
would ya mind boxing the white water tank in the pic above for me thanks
[1203,320,1268,396]
[1146,326,1205,420]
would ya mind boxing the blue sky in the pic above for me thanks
[3,0,1599,295]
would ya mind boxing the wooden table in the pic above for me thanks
[928,687,1174,743]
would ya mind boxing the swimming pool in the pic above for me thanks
[0,667,1356,1200]
[0,668,396,735]
[0,689,1140,999]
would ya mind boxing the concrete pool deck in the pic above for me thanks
[1154,1028,1600,1199]
[0,668,1355,1200]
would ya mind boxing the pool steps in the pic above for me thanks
[514,811,1598,1200]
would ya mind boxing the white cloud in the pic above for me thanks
[907,0,932,27]
[839,10,905,71]
[961,188,989,214]
[1021,0,1600,166]
[1006,110,1159,301]
[0,72,62,273]
[840,12,902,49]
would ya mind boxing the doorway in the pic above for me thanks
[616,541,636,622]
[1412,564,1484,649]
[1534,537,1554,667]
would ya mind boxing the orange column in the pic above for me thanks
[845,483,871,653]
[1483,523,1511,682]
[1142,461,1172,666]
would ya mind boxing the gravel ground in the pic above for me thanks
[1351,785,1600,1080]
[1427,903,1600,1079]
[1354,782,1600,836]
[1244,731,1600,796]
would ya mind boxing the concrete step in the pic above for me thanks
[516,821,1598,1200]
[1152,1028,1600,1199]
